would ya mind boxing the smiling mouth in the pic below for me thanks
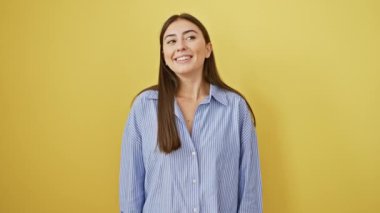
[174,55,193,62]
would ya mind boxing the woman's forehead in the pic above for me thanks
[164,19,201,37]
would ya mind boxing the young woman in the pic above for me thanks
[120,13,262,213]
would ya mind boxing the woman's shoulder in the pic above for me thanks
[214,85,252,117]
[133,86,158,103]
[128,87,158,113]
[216,86,247,106]
[135,89,158,101]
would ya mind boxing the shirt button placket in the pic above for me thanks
[191,151,197,185]
[190,150,199,213]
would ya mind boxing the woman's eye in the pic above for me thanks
[167,40,176,45]
[186,36,196,40]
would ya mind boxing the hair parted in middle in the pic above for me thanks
[139,13,256,154]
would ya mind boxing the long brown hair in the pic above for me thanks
[138,13,256,153]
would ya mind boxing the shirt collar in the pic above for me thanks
[146,84,228,106]
[204,84,228,106]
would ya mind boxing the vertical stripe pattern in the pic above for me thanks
[119,84,262,213]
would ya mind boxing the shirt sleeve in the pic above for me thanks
[238,100,263,213]
[119,97,145,213]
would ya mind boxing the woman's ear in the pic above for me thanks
[206,42,212,58]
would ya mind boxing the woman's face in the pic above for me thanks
[162,19,212,77]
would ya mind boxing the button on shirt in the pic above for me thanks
[119,84,262,213]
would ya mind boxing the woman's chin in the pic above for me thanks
[173,69,200,78]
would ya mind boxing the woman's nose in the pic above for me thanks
[176,39,187,51]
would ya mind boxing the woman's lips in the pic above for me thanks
[174,55,193,63]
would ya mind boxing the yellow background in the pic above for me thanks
[1,0,379,212]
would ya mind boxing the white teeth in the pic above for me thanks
[176,56,191,61]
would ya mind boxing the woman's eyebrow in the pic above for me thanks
[164,30,198,40]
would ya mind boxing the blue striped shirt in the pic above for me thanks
[119,84,262,213]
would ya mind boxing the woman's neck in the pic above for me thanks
[176,79,210,102]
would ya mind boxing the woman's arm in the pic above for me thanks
[119,98,145,213]
[238,101,263,213]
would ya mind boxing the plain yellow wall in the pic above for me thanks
[1,0,379,212]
